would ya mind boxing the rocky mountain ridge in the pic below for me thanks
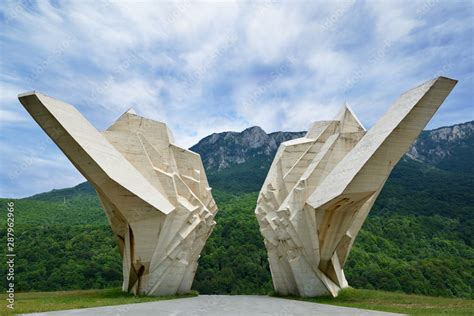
[408,121,473,172]
[190,126,305,171]
[192,121,474,175]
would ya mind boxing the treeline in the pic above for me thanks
[1,191,472,298]
[0,224,121,291]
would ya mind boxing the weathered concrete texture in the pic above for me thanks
[18,92,217,296]
[21,295,404,315]
[255,77,457,297]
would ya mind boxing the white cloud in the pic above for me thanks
[0,0,472,196]
[243,5,302,63]
[367,0,423,43]
[0,81,31,125]
[0,109,28,124]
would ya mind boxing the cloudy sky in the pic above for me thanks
[0,0,473,198]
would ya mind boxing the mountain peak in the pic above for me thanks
[190,126,305,172]
[190,120,473,191]
[242,126,266,134]
[241,126,271,149]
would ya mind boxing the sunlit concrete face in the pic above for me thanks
[255,77,457,297]
[18,92,218,296]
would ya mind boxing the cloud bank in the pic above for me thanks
[0,0,472,197]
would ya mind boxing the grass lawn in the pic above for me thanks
[0,288,197,315]
[1,287,472,315]
[281,288,474,316]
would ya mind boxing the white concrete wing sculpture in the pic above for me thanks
[255,77,457,297]
[18,92,217,296]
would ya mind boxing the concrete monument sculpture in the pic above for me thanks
[255,76,457,297]
[18,92,217,296]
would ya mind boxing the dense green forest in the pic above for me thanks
[0,156,473,298]
[1,122,473,299]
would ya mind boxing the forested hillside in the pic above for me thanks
[1,121,472,298]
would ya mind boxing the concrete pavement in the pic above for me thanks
[23,295,404,316]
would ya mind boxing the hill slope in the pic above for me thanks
[408,121,474,173]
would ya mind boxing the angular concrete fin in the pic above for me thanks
[106,108,175,143]
[126,107,136,115]
[308,77,457,209]
[17,92,174,214]
[306,120,334,139]
[334,103,366,133]
[104,106,142,133]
